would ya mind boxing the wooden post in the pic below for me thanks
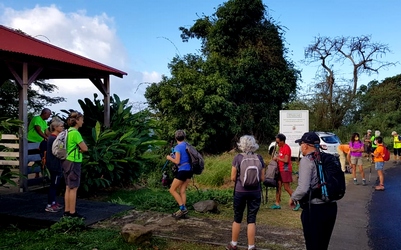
[19,62,29,192]
[103,76,110,128]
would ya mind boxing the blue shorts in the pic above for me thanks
[375,161,384,171]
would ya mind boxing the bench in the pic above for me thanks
[0,134,44,188]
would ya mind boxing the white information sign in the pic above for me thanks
[279,110,309,158]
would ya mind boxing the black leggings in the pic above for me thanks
[47,170,62,204]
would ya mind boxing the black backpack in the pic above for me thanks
[185,142,204,175]
[312,151,346,202]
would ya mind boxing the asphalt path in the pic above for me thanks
[368,163,401,250]
[328,162,400,250]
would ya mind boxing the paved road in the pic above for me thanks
[368,164,401,250]
[329,162,400,250]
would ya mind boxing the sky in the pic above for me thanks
[0,0,400,114]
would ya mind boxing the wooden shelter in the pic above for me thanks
[0,25,127,191]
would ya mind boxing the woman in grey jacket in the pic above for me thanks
[290,132,337,250]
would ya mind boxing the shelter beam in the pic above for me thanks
[19,62,29,192]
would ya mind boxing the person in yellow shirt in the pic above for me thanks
[372,136,385,191]
[337,144,351,173]
[391,131,401,163]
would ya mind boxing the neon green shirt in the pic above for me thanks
[27,115,47,142]
[371,136,377,149]
[394,136,401,149]
[66,128,84,162]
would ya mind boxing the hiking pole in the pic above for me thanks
[369,159,373,182]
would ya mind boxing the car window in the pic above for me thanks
[320,136,339,144]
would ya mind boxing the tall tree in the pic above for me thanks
[145,0,299,153]
[0,79,65,118]
[303,35,394,129]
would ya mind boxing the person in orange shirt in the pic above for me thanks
[372,136,385,191]
[337,144,351,172]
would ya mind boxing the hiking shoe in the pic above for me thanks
[270,204,281,209]
[293,203,301,211]
[225,243,237,250]
[69,212,85,219]
[45,204,60,213]
[353,179,358,185]
[362,180,367,186]
[172,207,188,217]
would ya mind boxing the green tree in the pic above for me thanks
[0,79,65,118]
[355,75,401,131]
[145,0,299,153]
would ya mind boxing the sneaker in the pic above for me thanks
[45,204,60,213]
[375,185,385,191]
[69,212,85,219]
[248,247,257,250]
[293,203,301,211]
[270,204,281,209]
[362,180,367,186]
[353,179,358,185]
[225,243,237,250]
[54,203,64,210]
[63,211,70,217]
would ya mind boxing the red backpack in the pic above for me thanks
[382,145,390,162]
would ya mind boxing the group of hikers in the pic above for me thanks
[29,110,394,249]
[27,108,88,218]
[337,129,398,191]
[166,130,341,250]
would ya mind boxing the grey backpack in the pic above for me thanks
[238,153,262,188]
[52,130,69,160]
[263,160,278,187]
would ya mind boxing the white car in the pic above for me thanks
[268,131,341,158]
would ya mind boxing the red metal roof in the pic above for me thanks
[0,25,127,78]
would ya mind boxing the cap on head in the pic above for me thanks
[295,132,320,145]
[367,130,372,133]
[392,131,397,136]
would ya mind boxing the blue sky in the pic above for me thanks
[1,0,400,113]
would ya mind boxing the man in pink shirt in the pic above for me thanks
[271,133,298,210]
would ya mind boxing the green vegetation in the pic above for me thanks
[59,94,167,195]
[145,0,299,153]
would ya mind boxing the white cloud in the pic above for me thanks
[0,4,161,112]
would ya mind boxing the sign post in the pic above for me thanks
[279,110,309,158]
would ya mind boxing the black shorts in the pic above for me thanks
[394,148,401,156]
[233,191,261,224]
[175,170,193,181]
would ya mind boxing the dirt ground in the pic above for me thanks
[91,209,305,250]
